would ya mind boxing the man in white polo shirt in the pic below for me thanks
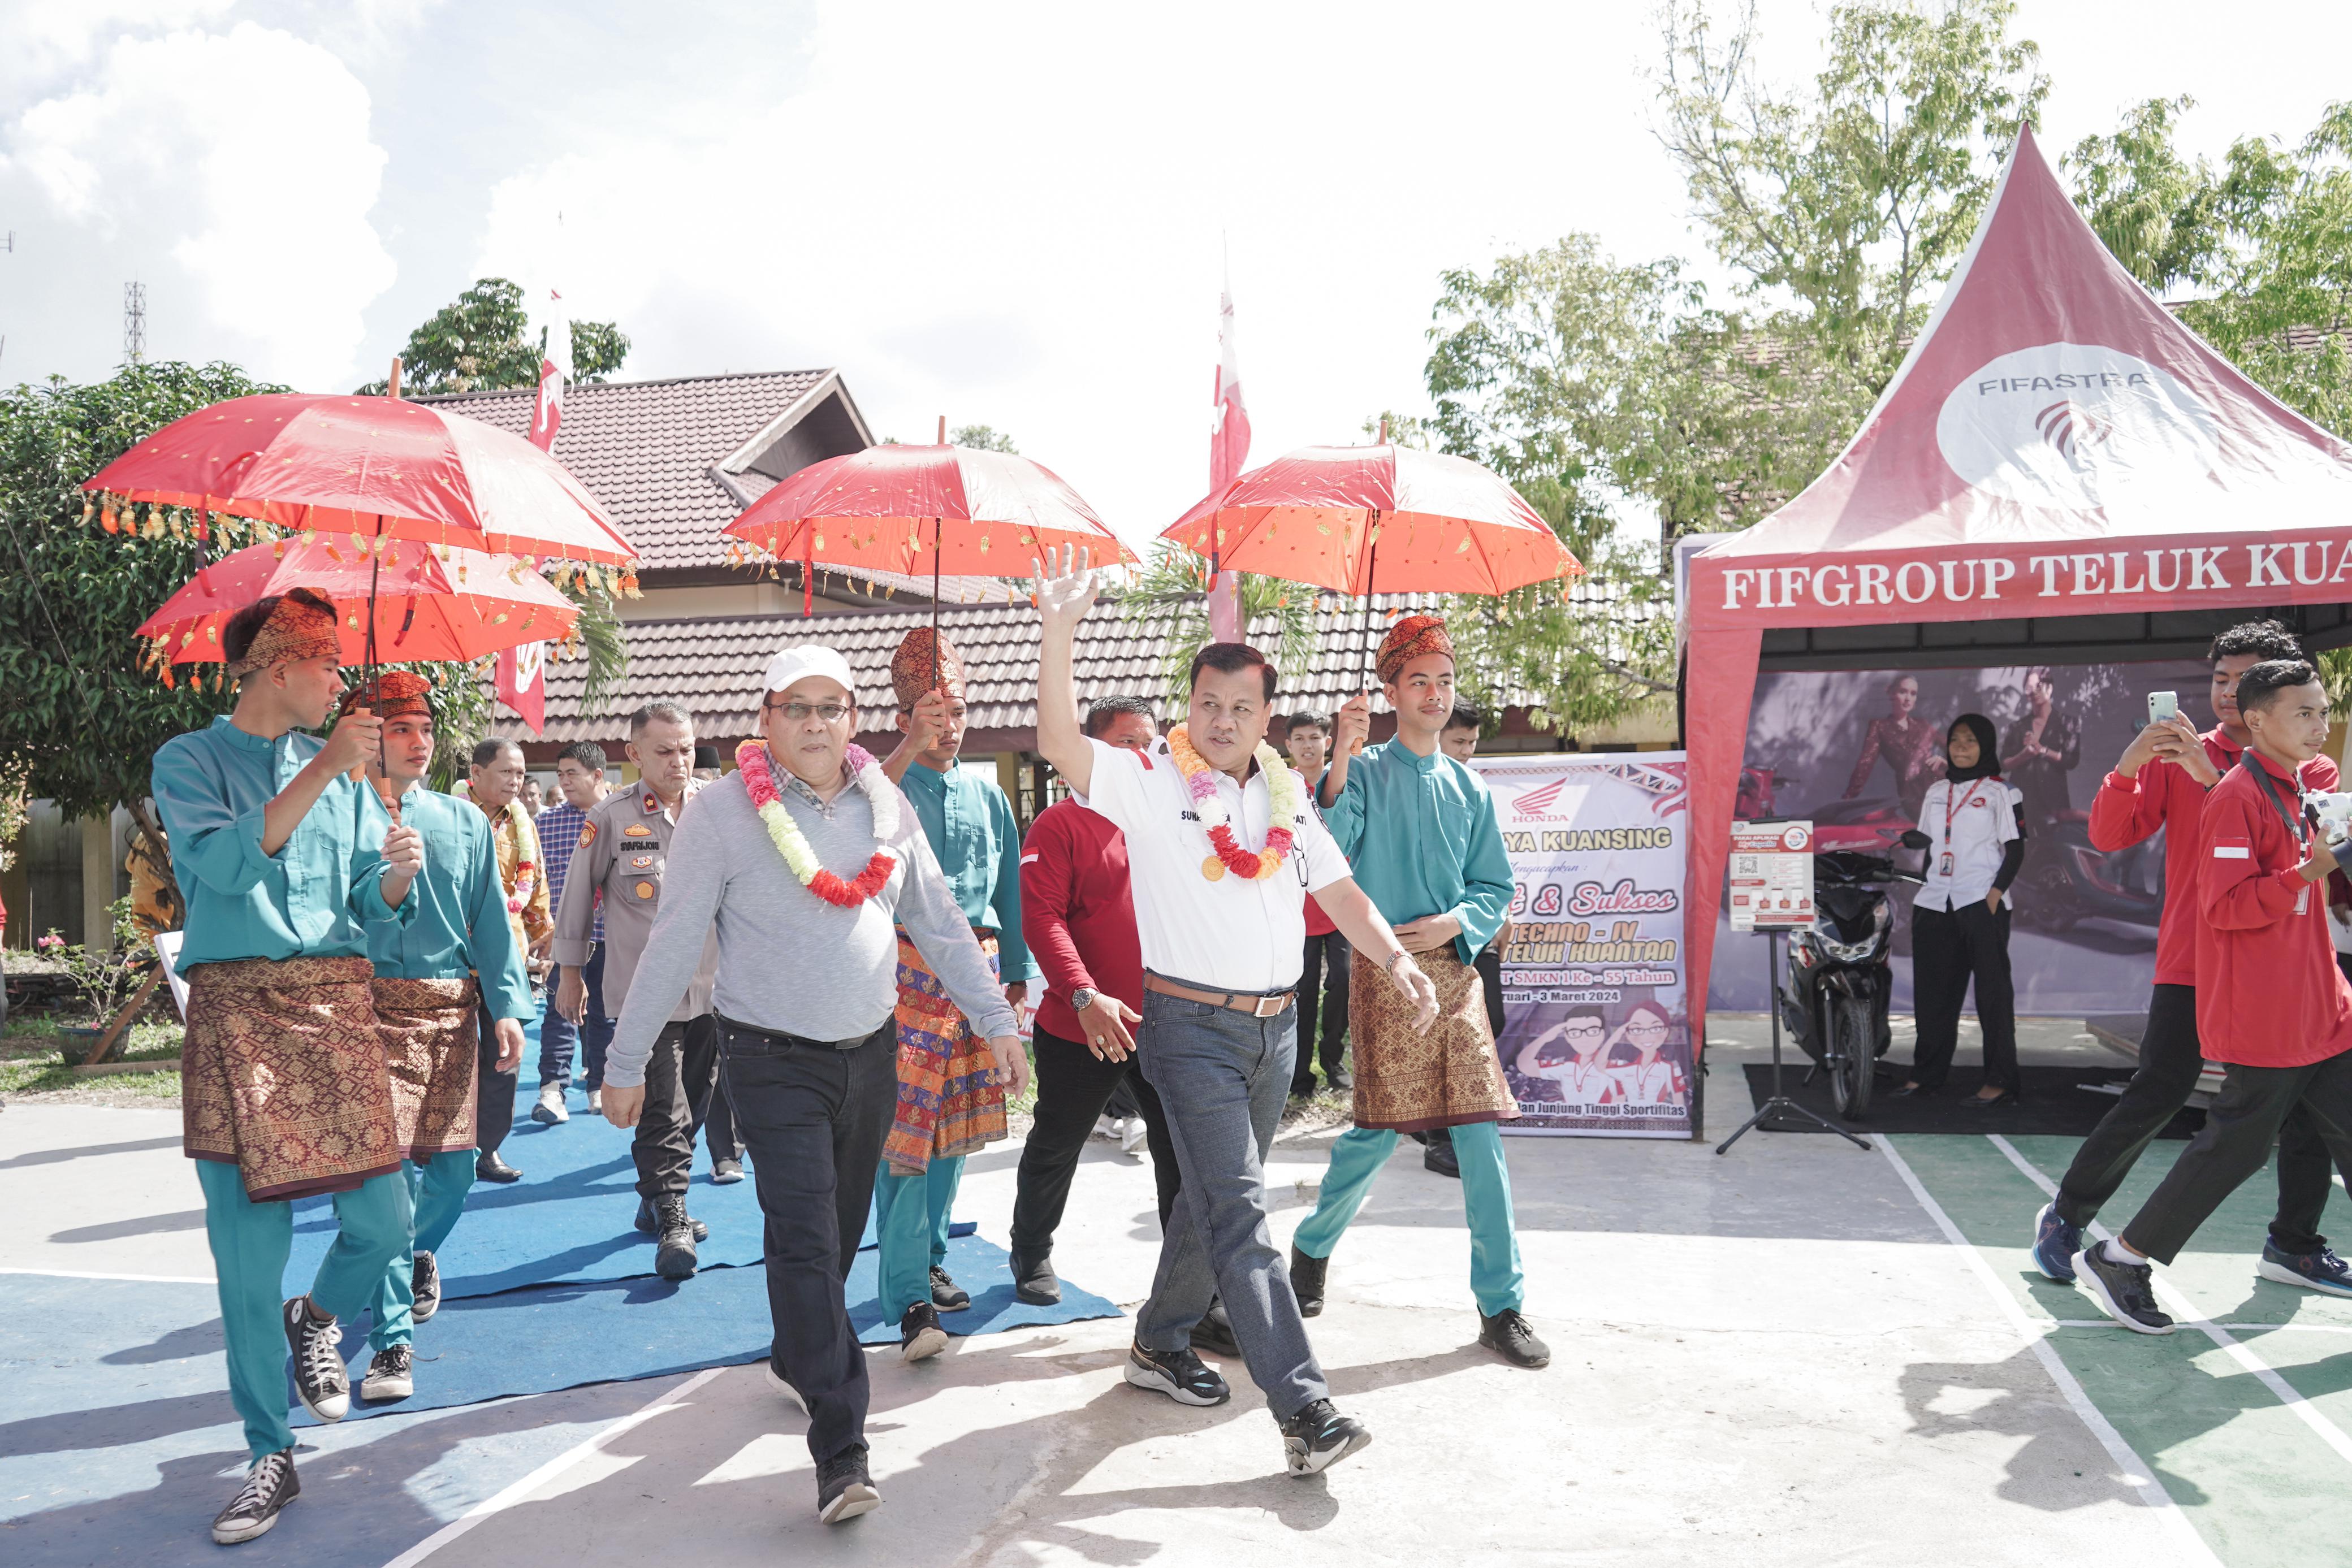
[1032,546,1438,1478]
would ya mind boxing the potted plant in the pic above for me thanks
[37,898,146,1065]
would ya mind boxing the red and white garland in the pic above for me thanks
[735,738,899,907]
[507,860,535,916]
[1166,724,1305,882]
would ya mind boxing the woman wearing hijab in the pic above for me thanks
[1899,713,2027,1105]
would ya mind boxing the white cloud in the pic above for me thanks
[3,19,396,388]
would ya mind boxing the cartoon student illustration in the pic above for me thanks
[1515,1006,1620,1111]
[1608,1000,1686,1108]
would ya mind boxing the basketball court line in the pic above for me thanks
[1873,1136,2223,1567]
[1984,1132,2352,1471]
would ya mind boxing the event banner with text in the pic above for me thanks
[1471,754,1694,1140]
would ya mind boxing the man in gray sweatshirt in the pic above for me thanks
[600,643,1026,1528]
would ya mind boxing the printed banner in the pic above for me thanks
[1473,753,1694,1140]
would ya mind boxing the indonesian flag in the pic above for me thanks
[530,293,570,453]
[496,639,546,734]
[1207,274,1251,643]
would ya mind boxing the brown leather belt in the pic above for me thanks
[1144,974,1296,1017]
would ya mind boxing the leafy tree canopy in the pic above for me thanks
[949,423,1018,452]
[358,278,629,396]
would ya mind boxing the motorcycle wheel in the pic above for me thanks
[1830,993,1875,1120]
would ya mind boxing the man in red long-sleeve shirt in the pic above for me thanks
[2031,622,2352,1299]
[2081,659,2352,1332]
[1008,697,1181,1308]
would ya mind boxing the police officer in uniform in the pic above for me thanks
[551,701,735,1277]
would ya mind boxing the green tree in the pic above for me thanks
[949,424,1018,453]
[358,278,630,396]
[1115,545,1318,711]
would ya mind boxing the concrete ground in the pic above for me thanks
[4,1014,2338,1568]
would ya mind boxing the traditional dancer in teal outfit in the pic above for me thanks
[148,590,426,1544]
[345,673,533,1402]
[1289,613,1551,1369]
[876,627,1039,1358]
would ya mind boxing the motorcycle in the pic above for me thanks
[2013,808,2164,934]
[1780,829,1929,1120]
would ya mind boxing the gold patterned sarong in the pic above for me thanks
[885,929,1007,1176]
[1347,945,1517,1133]
[371,976,481,1159]
[181,955,402,1202]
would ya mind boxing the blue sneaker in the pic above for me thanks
[2258,1241,2352,1297]
[2031,1202,2082,1283]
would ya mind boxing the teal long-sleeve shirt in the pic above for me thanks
[897,760,1039,984]
[359,784,533,1020]
[150,716,414,967]
[1320,739,1513,964]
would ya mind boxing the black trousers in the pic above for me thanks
[1909,901,2018,1093]
[632,1015,740,1201]
[2056,982,2339,1251]
[719,1020,896,1463]
[477,1004,517,1155]
[1292,931,1352,1091]
[1476,942,1506,1036]
[1011,1024,1181,1255]
[2122,1043,2352,1264]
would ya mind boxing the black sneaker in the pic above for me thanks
[1009,1248,1061,1306]
[929,1264,971,1311]
[2076,1245,2175,1335]
[1122,1341,1231,1406]
[653,1196,699,1280]
[815,1443,880,1524]
[1423,1128,1461,1179]
[634,1196,707,1242]
[900,1302,948,1362]
[280,1297,349,1422]
[1478,1307,1551,1368]
[474,1151,521,1184]
[1289,1244,1328,1318]
[711,1156,745,1185]
[210,1448,300,1544]
[1278,1399,1372,1476]
[360,1343,415,1401]
[1190,1298,1242,1359]
[410,1250,441,1324]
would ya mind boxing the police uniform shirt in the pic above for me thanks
[548,780,718,1021]
[1913,776,2024,912]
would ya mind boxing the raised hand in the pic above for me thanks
[1031,543,1097,630]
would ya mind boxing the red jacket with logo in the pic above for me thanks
[1019,797,1145,1046]
[2089,727,2337,987]
[2194,749,2352,1067]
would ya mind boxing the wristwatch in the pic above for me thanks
[1070,986,1099,1013]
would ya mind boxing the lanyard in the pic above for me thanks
[1941,778,1986,848]
[2244,753,2310,851]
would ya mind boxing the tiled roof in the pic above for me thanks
[505,577,1656,748]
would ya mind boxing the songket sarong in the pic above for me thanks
[1347,945,1518,1133]
[884,929,1006,1176]
[181,955,402,1202]
[370,976,481,1159]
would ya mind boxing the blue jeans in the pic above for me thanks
[1293,1123,1526,1315]
[1134,980,1328,1420]
[540,941,613,1090]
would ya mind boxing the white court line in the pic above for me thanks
[1986,1133,2352,1472]
[0,1264,217,1284]
[378,1366,724,1568]
[1874,1137,2223,1567]
[2057,1320,2352,1333]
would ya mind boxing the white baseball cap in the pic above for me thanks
[762,643,858,701]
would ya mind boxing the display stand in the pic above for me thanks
[1714,930,1870,1154]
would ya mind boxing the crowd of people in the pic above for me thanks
[150,550,1548,1543]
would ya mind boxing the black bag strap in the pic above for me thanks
[2242,753,2310,850]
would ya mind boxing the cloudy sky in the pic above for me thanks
[5,1,2351,553]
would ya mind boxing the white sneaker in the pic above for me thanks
[1091,1115,1118,1142]
[586,1089,602,1115]
[532,1084,569,1125]
[1119,1118,1149,1158]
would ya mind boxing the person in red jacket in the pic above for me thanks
[2031,621,2352,1299]
[2080,659,2352,1332]
[1008,696,1181,1308]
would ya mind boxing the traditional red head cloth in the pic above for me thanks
[892,626,967,708]
[226,587,341,677]
[338,669,434,722]
[1377,613,1455,684]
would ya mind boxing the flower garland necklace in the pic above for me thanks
[1166,724,1305,882]
[734,738,899,907]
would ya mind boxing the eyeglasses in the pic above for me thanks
[766,700,851,723]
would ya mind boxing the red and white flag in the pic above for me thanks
[1207,272,1251,643]
[530,292,570,453]
[496,639,546,734]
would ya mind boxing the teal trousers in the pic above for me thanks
[369,1149,477,1351]
[196,1160,412,1460]
[874,1154,963,1320]
[1291,1121,1526,1316]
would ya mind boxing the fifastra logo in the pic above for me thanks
[1935,342,2220,512]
